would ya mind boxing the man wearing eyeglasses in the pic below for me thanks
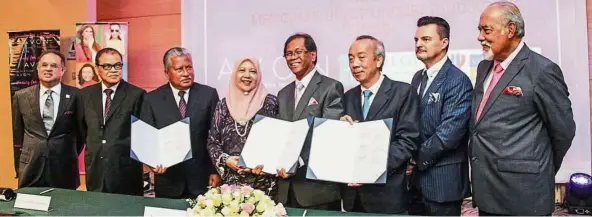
[80,48,147,196]
[12,50,85,190]
[276,33,344,210]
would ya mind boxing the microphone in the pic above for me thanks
[0,188,16,201]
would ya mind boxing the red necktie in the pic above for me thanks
[178,91,187,118]
[104,89,114,118]
[476,62,504,119]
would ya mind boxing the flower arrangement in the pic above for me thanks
[186,184,287,217]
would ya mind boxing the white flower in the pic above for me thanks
[205,199,214,208]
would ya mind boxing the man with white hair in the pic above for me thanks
[470,1,575,215]
[340,35,420,214]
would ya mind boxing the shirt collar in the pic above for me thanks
[169,83,190,97]
[101,81,120,93]
[361,74,385,95]
[296,68,316,88]
[40,83,62,95]
[424,56,448,78]
[499,40,525,70]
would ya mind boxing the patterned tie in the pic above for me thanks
[362,90,373,120]
[419,70,428,97]
[178,90,187,118]
[104,89,114,119]
[294,82,305,109]
[476,62,504,119]
[42,90,54,133]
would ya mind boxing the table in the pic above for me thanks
[0,187,382,216]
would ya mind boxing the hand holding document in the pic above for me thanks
[306,118,392,184]
[239,115,310,175]
[130,116,193,168]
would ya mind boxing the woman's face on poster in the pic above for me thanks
[83,27,94,40]
[110,25,120,39]
[81,66,94,81]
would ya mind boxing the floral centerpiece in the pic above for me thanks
[186,184,287,217]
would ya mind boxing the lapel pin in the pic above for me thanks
[66,94,71,99]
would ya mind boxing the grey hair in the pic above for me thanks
[355,35,386,70]
[163,47,193,72]
[489,1,525,38]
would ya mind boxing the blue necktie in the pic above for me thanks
[362,90,373,119]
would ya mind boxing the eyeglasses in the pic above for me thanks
[284,50,309,58]
[98,63,124,70]
[110,29,119,32]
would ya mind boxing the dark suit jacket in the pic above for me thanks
[341,75,420,214]
[12,84,84,189]
[80,80,146,196]
[276,71,344,207]
[140,83,219,198]
[410,59,472,202]
[470,44,575,215]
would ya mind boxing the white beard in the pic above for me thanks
[483,48,494,61]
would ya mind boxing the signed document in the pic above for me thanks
[239,115,310,175]
[130,116,192,168]
[306,118,392,184]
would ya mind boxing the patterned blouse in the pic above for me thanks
[207,94,279,198]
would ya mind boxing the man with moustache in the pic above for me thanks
[80,48,147,195]
[12,50,85,189]
[140,47,221,199]
[276,33,344,210]
[471,1,575,215]
[407,16,472,216]
[340,35,420,214]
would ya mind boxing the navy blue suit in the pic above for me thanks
[409,59,472,215]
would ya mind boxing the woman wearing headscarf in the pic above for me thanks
[207,58,279,197]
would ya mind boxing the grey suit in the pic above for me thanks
[470,44,575,215]
[12,84,84,189]
[276,71,344,209]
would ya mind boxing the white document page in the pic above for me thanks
[131,118,192,168]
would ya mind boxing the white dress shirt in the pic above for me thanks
[483,40,525,91]
[170,83,190,108]
[360,74,385,109]
[102,82,120,118]
[294,69,316,107]
[418,56,448,97]
[39,83,62,124]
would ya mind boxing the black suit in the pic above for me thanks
[342,75,420,214]
[470,44,575,215]
[12,84,84,189]
[81,80,146,196]
[140,83,219,199]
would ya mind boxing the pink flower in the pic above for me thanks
[275,203,287,216]
[229,184,239,193]
[220,184,231,194]
[241,185,254,195]
[241,203,255,214]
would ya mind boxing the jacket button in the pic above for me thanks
[471,157,477,161]
[102,140,106,144]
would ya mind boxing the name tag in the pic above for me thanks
[14,194,51,211]
[144,206,186,216]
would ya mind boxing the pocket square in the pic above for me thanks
[428,93,441,104]
[63,111,73,115]
[308,97,318,106]
[503,86,523,96]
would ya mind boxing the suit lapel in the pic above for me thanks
[293,72,321,120]
[185,83,200,119]
[350,86,363,121]
[421,60,450,104]
[283,82,296,120]
[28,85,48,137]
[366,77,392,120]
[49,84,71,135]
[411,70,422,90]
[472,61,493,120]
[105,81,128,124]
[91,84,104,123]
[476,45,530,126]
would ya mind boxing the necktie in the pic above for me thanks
[178,90,187,118]
[42,90,54,133]
[476,62,504,119]
[294,82,305,109]
[419,70,428,97]
[362,90,373,120]
[104,89,114,119]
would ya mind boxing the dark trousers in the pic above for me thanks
[478,210,552,216]
[408,185,462,216]
[286,187,340,211]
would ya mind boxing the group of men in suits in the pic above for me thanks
[12,1,575,216]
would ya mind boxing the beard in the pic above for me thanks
[481,41,494,61]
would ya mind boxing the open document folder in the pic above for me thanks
[306,118,393,184]
[238,115,310,175]
[130,116,192,168]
